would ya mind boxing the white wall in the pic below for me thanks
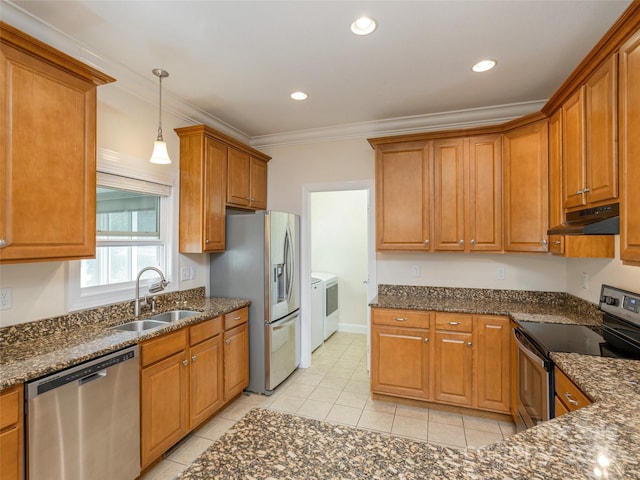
[0,85,209,327]
[311,190,369,329]
[566,237,640,303]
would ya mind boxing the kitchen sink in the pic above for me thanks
[111,319,169,332]
[148,309,201,323]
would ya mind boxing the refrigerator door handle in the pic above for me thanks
[284,225,295,302]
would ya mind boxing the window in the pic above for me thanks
[69,173,173,310]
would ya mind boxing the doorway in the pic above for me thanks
[300,181,376,369]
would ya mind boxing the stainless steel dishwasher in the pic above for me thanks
[26,345,140,480]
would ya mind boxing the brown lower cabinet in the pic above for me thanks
[554,366,591,416]
[371,308,511,414]
[0,384,23,480]
[140,307,248,469]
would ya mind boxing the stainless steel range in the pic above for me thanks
[513,284,640,430]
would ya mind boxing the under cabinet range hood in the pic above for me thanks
[547,203,619,235]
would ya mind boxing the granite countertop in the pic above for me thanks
[0,292,250,390]
[178,354,640,479]
[370,285,603,327]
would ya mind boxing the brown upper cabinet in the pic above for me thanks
[374,141,432,250]
[227,148,268,210]
[0,22,115,264]
[433,135,502,252]
[175,125,270,253]
[561,55,618,209]
[620,30,640,265]
[502,119,549,253]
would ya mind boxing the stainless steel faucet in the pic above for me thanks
[134,266,169,317]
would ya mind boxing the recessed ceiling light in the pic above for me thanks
[472,60,496,73]
[351,16,377,35]
[290,91,308,101]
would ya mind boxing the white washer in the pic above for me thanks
[312,272,339,340]
[310,277,324,351]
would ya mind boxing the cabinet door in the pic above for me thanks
[203,137,228,252]
[224,322,249,401]
[434,139,465,251]
[370,325,430,399]
[468,135,502,251]
[548,110,565,255]
[0,40,100,262]
[503,120,549,252]
[562,88,587,209]
[189,335,224,429]
[140,351,189,468]
[250,157,268,210]
[376,142,432,250]
[0,386,22,480]
[475,316,510,413]
[433,331,473,406]
[227,147,251,207]
[620,30,640,264]
[585,54,618,205]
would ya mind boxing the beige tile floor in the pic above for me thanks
[142,332,517,480]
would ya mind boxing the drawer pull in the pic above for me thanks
[564,392,579,406]
[394,317,407,322]
[447,321,461,326]
[234,316,241,321]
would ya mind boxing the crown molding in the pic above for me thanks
[250,100,547,148]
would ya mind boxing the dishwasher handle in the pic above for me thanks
[27,346,138,399]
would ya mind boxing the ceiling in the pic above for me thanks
[5,0,633,140]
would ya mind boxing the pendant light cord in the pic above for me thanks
[157,74,164,141]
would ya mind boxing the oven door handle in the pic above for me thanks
[513,328,551,370]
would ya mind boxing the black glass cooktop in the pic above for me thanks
[517,321,607,357]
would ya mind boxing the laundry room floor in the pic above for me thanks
[142,332,517,480]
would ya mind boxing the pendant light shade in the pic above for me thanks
[150,68,171,164]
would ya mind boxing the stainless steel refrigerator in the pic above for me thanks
[210,210,300,395]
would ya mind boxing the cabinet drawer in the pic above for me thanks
[554,367,591,412]
[372,308,430,328]
[224,307,248,330]
[190,316,223,345]
[141,329,188,367]
[435,313,473,332]
[0,386,21,430]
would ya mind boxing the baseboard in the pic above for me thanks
[337,323,367,335]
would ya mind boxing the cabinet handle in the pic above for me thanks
[205,239,210,244]
[225,339,231,345]
[459,239,464,245]
[554,240,561,245]
[448,321,461,325]
[582,187,591,194]
[394,317,407,322]
[424,239,430,245]
[564,392,579,406]
[575,189,583,195]
[182,360,189,366]
[234,316,241,321]
[423,338,429,343]
[470,239,475,246]
[0,239,6,248]
[541,239,548,250]
[467,341,473,348]
[192,355,197,362]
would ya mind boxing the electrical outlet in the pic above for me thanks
[411,265,421,277]
[582,272,589,290]
[190,267,196,280]
[496,267,505,280]
[0,288,12,310]
[180,267,190,281]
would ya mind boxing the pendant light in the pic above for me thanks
[149,68,171,164]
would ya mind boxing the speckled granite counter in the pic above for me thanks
[178,354,640,479]
[371,284,602,327]
[0,288,249,390]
